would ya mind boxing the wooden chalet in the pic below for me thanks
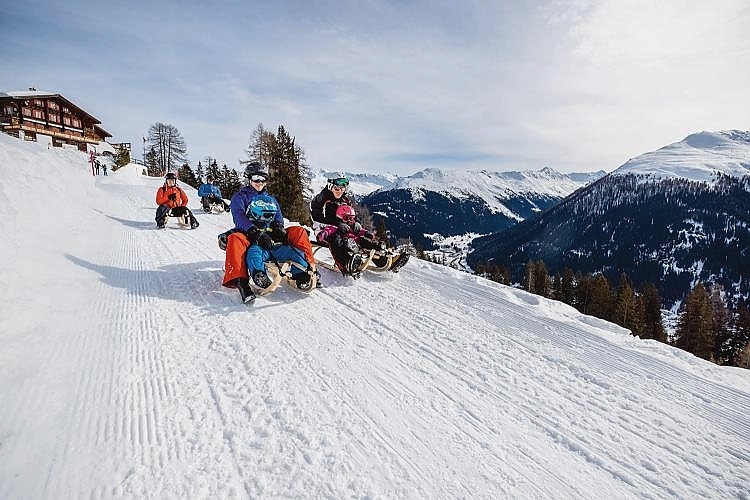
[0,88,111,151]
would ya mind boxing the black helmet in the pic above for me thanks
[244,161,269,182]
[165,172,177,181]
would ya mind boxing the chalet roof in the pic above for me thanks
[0,89,102,124]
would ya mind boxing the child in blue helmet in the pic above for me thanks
[221,162,312,303]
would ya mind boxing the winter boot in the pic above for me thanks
[389,253,410,273]
[190,218,200,229]
[293,272,314,291]
[234,278,255,304]
[252,270,272,289]
[346,253,364,277]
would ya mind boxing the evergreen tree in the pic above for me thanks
[265,125,311,224]
[709,283,731,364]
[206,159,221,181]
[728,304,750,367]
[613,273,633,323]
[534,260,550,297]
[195,161,205,183]
[560,267,575,305]
[145,147,159,177]
[589,274,613,321]
[178,163,198,189]
[641,283,667,342]
[113,148,130,170]
[674,283,715,361]
[225,168,242,200]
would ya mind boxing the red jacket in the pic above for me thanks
[156,184,188,208]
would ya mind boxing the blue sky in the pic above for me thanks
[2,0,748,175]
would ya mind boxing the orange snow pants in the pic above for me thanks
[286,226,316,270]
[222,232,251,287]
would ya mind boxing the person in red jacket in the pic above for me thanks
[155,172,199,229]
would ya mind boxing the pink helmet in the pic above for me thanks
[335,204,356,223]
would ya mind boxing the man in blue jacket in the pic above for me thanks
[198,175,230,212]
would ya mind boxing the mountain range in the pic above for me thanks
[468,130,750,307]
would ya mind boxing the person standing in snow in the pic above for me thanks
[197,175,229,212]
[155,172,199,229]
[220,162,314,303]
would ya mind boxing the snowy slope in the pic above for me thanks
[1,134,749,499]
[612,130,750,182]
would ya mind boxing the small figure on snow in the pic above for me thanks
[197,175,230,213]
[220,162,315,304]
[155,172,199,229]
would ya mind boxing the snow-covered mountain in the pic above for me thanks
[469,130,750,307]
[613,130,750,182]
[1,133,749,499]
[357,166,604,248]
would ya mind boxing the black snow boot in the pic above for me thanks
[235,278,255,304]
[252,270,272,289]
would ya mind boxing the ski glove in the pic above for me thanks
[337,223,350,234]
[271,224,288,244]
[256,232,274,251]
[168,193,177,202]
[351,222,363,234]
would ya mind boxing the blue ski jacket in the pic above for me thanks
[198,183,222,198]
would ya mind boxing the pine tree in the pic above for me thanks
[560,267,575,305]
[728,304,750,367]
[178,163,198,188]
[613,273,633,324]
[534,260,550,297]
[589,274,613,321]
[113,148,130,170]
[145,147,159,177]
[641,283,666,342]
[674,283,715,361]
[709,283,731,364]
[195,161,205,183]
[266,125,311,224]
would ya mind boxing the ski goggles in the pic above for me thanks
[341,214,356,223]
[250,175,267,183]
[331,178,349,187]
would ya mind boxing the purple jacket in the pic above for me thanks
[229,186,284,233]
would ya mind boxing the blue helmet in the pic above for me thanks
[246,195,277,223]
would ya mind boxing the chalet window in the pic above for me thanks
[63,116,71,126]
[33,99,44,107]
[4,105,17,115]
[48,113,60,123]
[62,106,70,114]
[71,118,81,128]
[32,109,44,119]
[22,107,32,117]
[48,102,59,111]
